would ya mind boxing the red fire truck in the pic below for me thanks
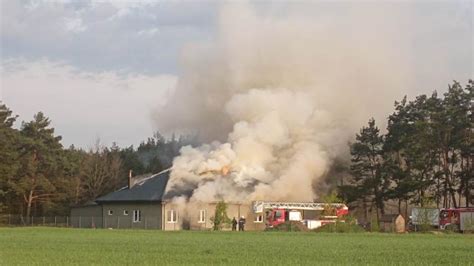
[253,201,349,229]
[439,208,474,230]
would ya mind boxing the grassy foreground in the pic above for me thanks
[0,228,473,265]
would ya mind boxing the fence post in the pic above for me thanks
[79,216,82,228]
[145,217,147,230]
[43,216,45,226]
[117,216,120,229]
[66,216,69,227]
[54,216,57,227]
[31,216,34,226]
[8,214,11,226]
[92,216,95,228]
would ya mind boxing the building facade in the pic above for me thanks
[70,170,266,231]
[161,202,266,231]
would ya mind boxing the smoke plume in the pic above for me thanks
[157,3,412,203]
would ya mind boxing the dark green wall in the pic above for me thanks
[101,202,163,229]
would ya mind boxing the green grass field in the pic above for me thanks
[0,228,473,265]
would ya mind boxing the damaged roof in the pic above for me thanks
[95,169,170,203]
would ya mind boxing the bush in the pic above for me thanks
[265,221,309,232]
[444,224,460,233]
[313,222,365,233]
[314,217,365,233]
[370,216,380,232]
[210,201,230,231]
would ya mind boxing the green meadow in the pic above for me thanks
[1,228,472,265]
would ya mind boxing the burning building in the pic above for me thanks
[70,170,267,230]
[71,3,410,230]
[70,169,347,231]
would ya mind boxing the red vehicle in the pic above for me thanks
[439,208,474,230]
[253,201,349,229]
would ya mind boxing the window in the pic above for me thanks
[132,210,141,223]
[275,210,282,219]
[107,210,113,215]
[167,210,177,223]
[123,210,129,216]
[198,210,206,223]
[254,215,263,223]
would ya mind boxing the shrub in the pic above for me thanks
[210,201,230,231]
[314,216,365,233]
[370,215,380,232]
[265,221,309,232]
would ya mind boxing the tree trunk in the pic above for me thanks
[375,205,380,225]
[466,180,470,207]
[436,170,440,209]
[443,179,448,208]
[420,189,424,207]
[458,190,462,208]
[25,190,34,218]
[464,157,470,207]
[373,184,383,222]
[443,150,458,208]
[450,189,457,209]
[405,199,408,222]
[363,200,368,223]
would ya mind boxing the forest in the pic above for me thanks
[0,80,472,219]
[339,80,473,222]
[0,107,195,217]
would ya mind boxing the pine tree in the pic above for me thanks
[459,80,473,206]
[0,103,20,213]
[436,81,471,208]
[10,112,63,217]
[384,96,413,214]
[348,118,386,223]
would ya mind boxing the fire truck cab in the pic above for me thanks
[266,209,303,227]
[439,208,474,230]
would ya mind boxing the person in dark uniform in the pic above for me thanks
[238,216,246,231]
[231,217,237,231]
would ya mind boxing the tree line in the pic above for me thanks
[0,105,195,217]
[339,80,473,223]
[1,80,471,221]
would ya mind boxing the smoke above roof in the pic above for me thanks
[156,3,413,203]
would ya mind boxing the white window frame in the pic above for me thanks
[132,210,141,223]
[254,215,263,223]
[123,210,129,216]
[167,209,178,223]
[107,210,113,216]
[198,210,206,223]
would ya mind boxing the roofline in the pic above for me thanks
[94,169,172,203]
[95,200,163,204]
[161,200,248,205]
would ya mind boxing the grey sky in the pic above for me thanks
[0,0,472,148]
[1,0,218,74]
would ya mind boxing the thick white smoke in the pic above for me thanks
[157,3,413,203]
[168,89,339,202]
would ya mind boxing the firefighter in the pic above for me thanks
[238,216,246,231]
[231,217,237,231]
